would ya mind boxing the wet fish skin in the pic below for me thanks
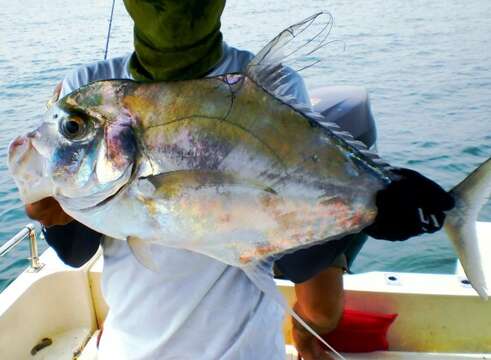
[8,12,491,301]
[116,74,386,261]
[8,73,387,268]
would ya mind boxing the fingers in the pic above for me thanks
[291,307,337,360]
[292,324,333,360]
[429,189,455,211]
[365,167,455,241]
[25,198,53,220]
[25,197,72,227]
[392,168,455,210]
[417,208,445,233]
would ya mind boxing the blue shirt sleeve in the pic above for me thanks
[274,238,349,283]
[275,233,367,283]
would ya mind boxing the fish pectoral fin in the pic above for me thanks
[127,236,160,272]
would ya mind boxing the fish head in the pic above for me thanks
[8,81,138,210]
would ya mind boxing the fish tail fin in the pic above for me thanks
[444,157,491,300]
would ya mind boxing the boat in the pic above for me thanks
[1,86,490,359]
[2,223,491,359]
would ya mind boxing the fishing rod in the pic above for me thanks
[104,0,117,60]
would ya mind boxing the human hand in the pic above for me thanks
[364,168,455,241]
[292,304,336,360]
[25,197,72,227]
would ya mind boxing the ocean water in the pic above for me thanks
[0,0,490,291]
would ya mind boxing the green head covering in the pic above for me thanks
[123,0,225,81]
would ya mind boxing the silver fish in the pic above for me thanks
[8,13,491,300]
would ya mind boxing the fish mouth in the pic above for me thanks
[8,135,53,204]
[8,135,30,163]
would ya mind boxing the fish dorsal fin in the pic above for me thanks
[246,12,334,98]
[246,12,391,172]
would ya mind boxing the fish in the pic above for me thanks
[7,13,491,301]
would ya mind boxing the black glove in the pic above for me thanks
[364,168,455,241]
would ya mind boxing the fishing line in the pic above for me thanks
[103,0,117,60]
[287,307,346,360]
[245,266,346,360]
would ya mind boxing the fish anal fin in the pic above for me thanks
[127,236,160,272]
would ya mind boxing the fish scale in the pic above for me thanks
[7,13,491,359]
[8,12,490,292]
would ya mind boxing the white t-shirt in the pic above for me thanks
[60,43,310,360]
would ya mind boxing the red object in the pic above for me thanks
[321,309,398,353]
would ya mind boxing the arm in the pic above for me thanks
[293,267,344,360]
[272,70,454,358]
[270,68,345,359]
[275,237,349,359]
[285,170,454,359]
[26,197,102,267]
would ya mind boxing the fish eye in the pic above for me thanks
[60,116,87,139]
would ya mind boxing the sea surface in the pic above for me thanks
[0,0,490,292]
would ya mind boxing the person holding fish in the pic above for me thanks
[14,1,463,359]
